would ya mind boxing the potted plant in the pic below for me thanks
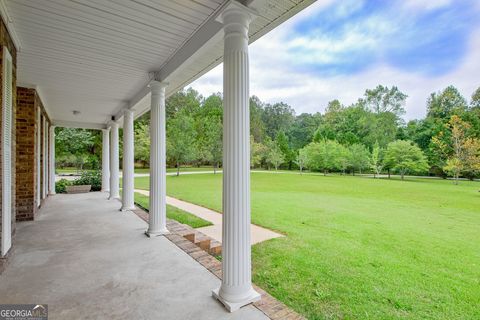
[65,170,101,194]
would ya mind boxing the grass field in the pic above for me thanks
[133,192,211,228]
[134,173,479,319]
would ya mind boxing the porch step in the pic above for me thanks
[194,234,211,251]
[182,232,195,242]
[132,206,221,259]
[209,240,222,255]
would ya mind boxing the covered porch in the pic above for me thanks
[0,192,268,319]
[0,0,313,317]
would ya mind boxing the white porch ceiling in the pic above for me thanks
[3,0,314,128]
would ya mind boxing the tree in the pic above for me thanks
[288,112,322,150]
[262,102,295,139]
[364,85,407,117]
[250,96,266,143]
[167,110,197,176]
[166,88,202,119]
[348,143,371,175]
[303,140,342,175]
[195,94,223,172]
[251,135,268,169]
[55,127,100,170]
[202,116,222,173]
[471,87,480,109]
[427,86,468,120]
[295,149,308,174]
[370,141,384,178]
[336,144,350,175]
[275,131,294,169]
[440,115,480,183]
[134,122,150,167]
[384,140,429,180]
[266,144,285,171]
[362,86,407,148]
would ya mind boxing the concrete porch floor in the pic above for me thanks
[0,192,268,320]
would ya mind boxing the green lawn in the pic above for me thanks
[133,192,212,228]
[134,173,480,319]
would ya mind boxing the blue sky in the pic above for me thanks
[191,0,480,120]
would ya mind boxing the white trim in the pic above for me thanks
[1,47,13,256]
[53,120,106,130]
[0,0,21,52]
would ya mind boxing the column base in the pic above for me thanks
[145,229,169,237]
[120,206,136,212]
[48,192,56,196]
[212,288,261,312]
[101,189,110,193]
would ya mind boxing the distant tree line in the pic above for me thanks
[55,85,480,182]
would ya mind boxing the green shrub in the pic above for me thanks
[55,179,73,193]
[73,170,102,191]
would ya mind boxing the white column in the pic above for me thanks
[42,117,47,200]
[121,110,135,210]
[101,128,110,192]
[48,126,56,195]
[145,81,169,236]
[212,2,259,312]
[36,109,41,207]
[109,122,120,200]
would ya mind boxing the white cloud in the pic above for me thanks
[190,3,480,121]
[402,0,453,11]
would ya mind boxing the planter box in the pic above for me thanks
[66,185,91,194]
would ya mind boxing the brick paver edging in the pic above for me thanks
[132,207,305,320]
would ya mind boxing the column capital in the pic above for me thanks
[102,128,110,133]
[148,80,169,93]
[216,1,257,25]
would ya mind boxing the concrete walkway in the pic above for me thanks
[134,189,283,245]
[0,193,268,320]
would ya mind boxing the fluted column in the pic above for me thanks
[109,122,120,200]
[145,81,169,236]
[121,110,135,210]
[212,1,259,312]
[36,110,41,207]
[101,128,110,192]
[42,117,47,200]
[48,126,56,195]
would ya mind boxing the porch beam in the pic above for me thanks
[101,128,110,192]
[112,4,226,123]
[109,122,120,200]
[121,110,135,211]
[212,1,260,312]
[145,81,169,237]
[53,120,107,130]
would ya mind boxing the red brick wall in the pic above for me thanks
[0,15,17,273]
[16,87,37,221]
